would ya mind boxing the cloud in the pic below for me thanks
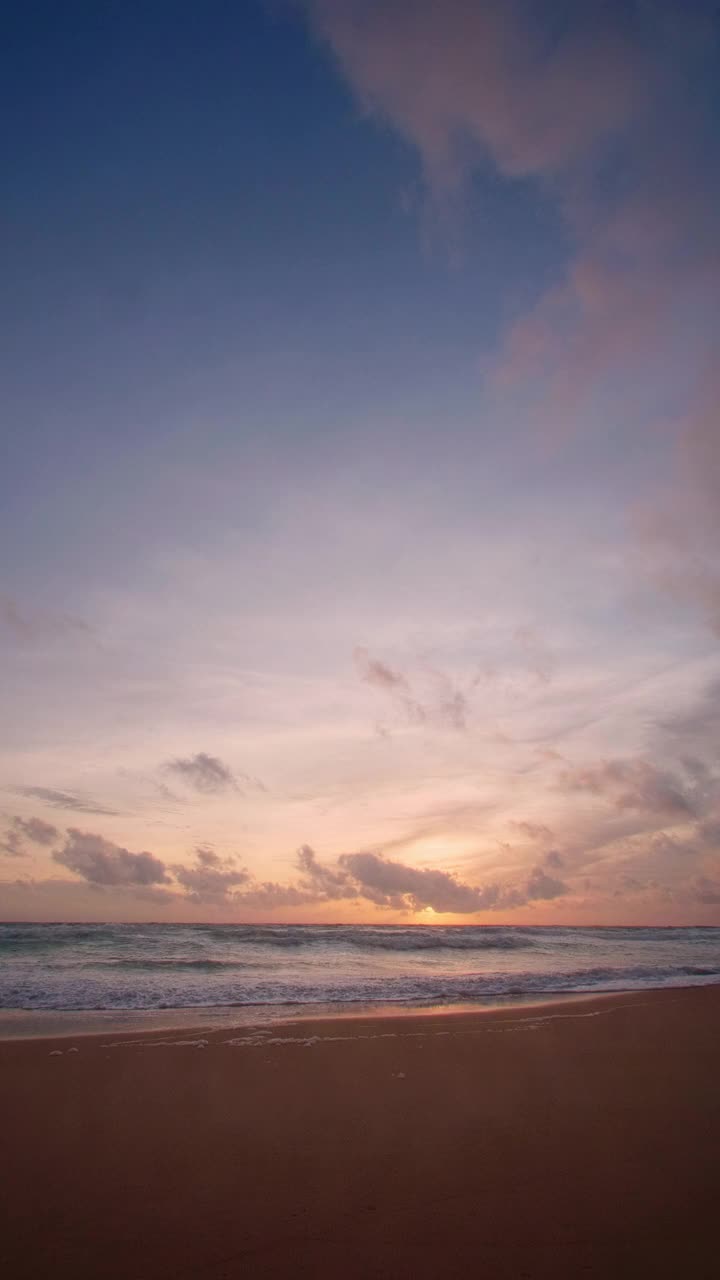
[195,841,574,916]
[296,843,354,899]
[339,848,495,912]
[486,677,720,905]
[14,787,118,816]
[229,844,356,910]
[509,820,553,843]
[15,815,59,844]
[354,647,469,730]
[0,828,24,857]
[558,758,696,818]
[305,0,719,650]
[164,752,240,795]
[54,829,170,887]
[195,846,222,867]
[698,818,720,849]
[168,841,572,916]
[0,824,25,855]
[354,647,426,725]
[425,666,469,731]
[336,848,566,913]
[304,0,649,190]
[525,864,567,901]
[355,650,409,694]
[172,846,250,904]
[658,677,720,758]
[0,594,92,644]
[0,815,59,857]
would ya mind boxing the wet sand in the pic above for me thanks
[2,986,718,1278]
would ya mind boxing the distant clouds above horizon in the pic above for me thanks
[1,1,719,923]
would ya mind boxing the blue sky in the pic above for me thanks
[2,0,720,922]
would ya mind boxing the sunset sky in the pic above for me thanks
[2,0,719,924]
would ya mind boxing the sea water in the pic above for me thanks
[1,923,718,1028]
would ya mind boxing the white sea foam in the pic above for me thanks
[90,998,670,1052]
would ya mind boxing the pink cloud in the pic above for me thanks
[303,1,712,431]
[305,0,647,187]
[304,0,720,652]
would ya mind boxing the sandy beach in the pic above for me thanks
[2,986,718,1279]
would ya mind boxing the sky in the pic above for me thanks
[1,0,719,924]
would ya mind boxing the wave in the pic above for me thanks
[3,922,718,956]
[342,930,533,952]
[0,925,112,950]
[98,959,264,971]
[170,926,537,952]
[2,960,719,1012]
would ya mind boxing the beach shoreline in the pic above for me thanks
[0,983,684,1041]
[2,985,719,1278]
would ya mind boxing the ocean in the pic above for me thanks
[1,923,719,1034]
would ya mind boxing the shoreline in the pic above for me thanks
[2,978,719,1041]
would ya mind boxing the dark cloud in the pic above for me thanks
[558,759,695,818]
[648,831,698,861]
[14,787,118,816]
[0,828,25,857]
[297,843,355,899]
[195,846,221,867]
[355,647,426,725]
[16,816,59,845]
[228,845,356,910]
[355,650,410,694]
[354,647,469,731]
[698,818,720,849]
[153,781,185,805]
[339,850,500,913]
[428,668,469,732]
[658,678,720,756]
[509,820,554,843]
[334,849,569,913]
[7,824,573,914]
[163,752,254,796]
[0,815,59,858]
[545,687,717,883]
[212,843,575,916]
[172,846,249,904]
[54,830,170,887]
[525,865,568,901]
[0,594,92,644]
